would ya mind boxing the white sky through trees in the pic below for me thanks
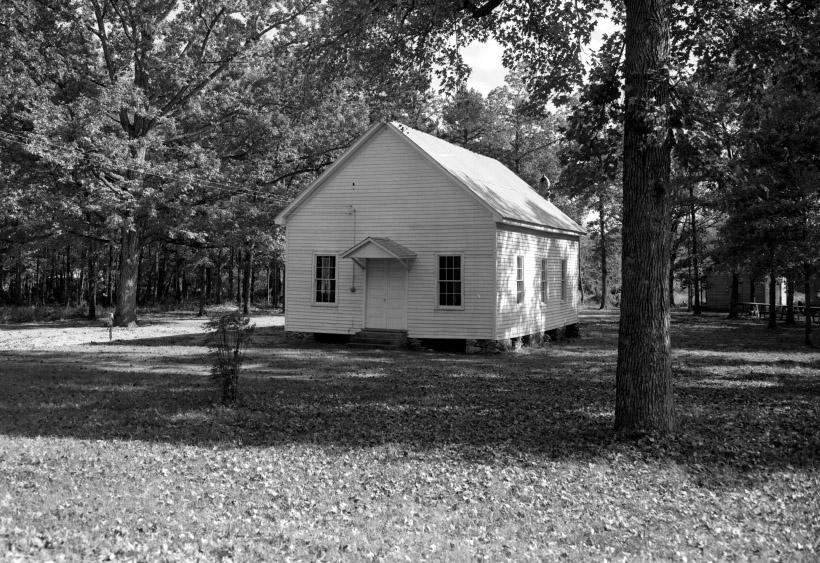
[462,17,620,95]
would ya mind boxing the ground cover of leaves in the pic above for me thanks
[1,310,818,561]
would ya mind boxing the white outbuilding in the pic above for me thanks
[274,121,585,344]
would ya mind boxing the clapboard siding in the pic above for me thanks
[494,227,580,339]
[284,126,498,339]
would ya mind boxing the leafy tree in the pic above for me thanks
[559,31,623,309]
[484,73,562,179]
[441,87,490,148]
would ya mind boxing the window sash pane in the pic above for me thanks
[438,256,462,307]
[516,256,524,303]
[561,259,567,301]
[315,255,336,303]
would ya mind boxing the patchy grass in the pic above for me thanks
[0,310,818,561]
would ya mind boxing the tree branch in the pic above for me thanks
[459,0,504,18]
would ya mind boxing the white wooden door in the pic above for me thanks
[365,260,407,329]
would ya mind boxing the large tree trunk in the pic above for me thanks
[599,196,608,309]
[767,271,777,329]
[728,271,739,319]
[114,226,140,327]
[615,0,674,435]
[805,263,813,347]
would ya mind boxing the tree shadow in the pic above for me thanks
[1,321,818,486]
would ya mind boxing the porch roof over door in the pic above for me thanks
[341,237,416,268]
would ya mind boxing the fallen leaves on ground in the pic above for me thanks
[0,310,818,561]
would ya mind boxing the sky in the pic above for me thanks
[461,18,620,96]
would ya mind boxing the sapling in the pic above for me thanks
[206,311,255,405]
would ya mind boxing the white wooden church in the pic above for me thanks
[274,121,584,342]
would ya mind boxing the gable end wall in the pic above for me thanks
[283,126,498,339]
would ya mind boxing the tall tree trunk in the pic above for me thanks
[728,271,739,319]
[281,263,285,311]
[198,264,206,317]
[206,263,213,303]
[687,257,692,311]
[106,243,114,308]
[87,243,97,320]
[236,249,242,305]
[228,247,235,304]
[669,258,675,308]
[785,278,795,326]
[599,196,608,309]
[615,0,674,435]
[77,249,86,306]
[690,185,701,315]
[804,263,813,347]
[242,245,252,315]
[767,271,777,329]
[267,264,272,306]
[215,249,223,304]
[153,246,161,304]
[64,245,71,307]
[114,226,140,327]
[34,258,40,305]
[174,252,182,303]
[12,250,23,305]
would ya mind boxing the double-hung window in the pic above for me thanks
[561,258,568,301]
[540,258,548,303]
[438,255,462,307]
[516,256,524,304]
[314,255,336,304]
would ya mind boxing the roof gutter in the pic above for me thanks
[498,217,586,237]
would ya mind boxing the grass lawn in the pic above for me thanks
[1,310,818,561]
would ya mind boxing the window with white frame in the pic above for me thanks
[540,258,548,302]
[438,255,462,307]
[314,255,336,303]
[561,258,568,301]
[516,256,524,304]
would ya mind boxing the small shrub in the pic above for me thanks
[206,311,255,405]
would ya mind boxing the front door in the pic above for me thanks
[365,260,407,329]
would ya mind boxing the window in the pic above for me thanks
[438,255,462,307]
[314,255,336,303]
[516,256,524,304]
[561,258,568,301]
[540,258,548,303]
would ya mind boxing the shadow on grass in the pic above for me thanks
[1,332,818,485]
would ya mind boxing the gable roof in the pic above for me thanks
[275,121,585,235]
[341,237,417,261]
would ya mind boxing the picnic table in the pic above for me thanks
[740,302,769,317]
[740,302,820,323]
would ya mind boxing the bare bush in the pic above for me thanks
[206,311,255,405]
